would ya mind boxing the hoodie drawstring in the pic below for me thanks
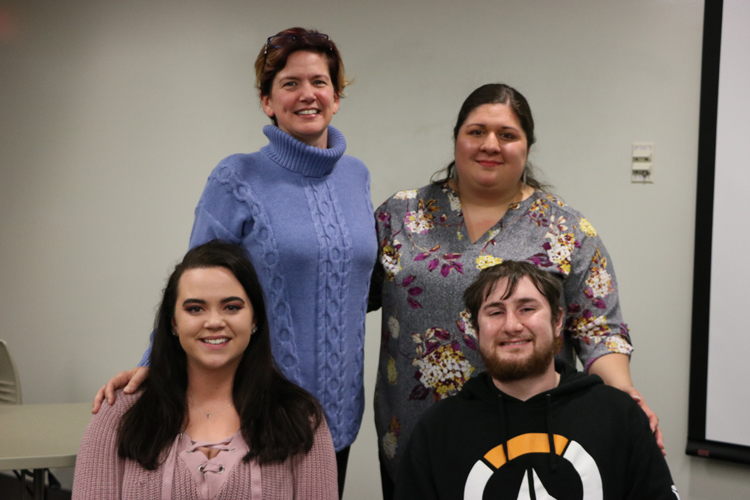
[497,394,510,464]
[545,394,558,472]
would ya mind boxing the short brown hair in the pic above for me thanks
[254,27,349,100]
[463,260,563,332]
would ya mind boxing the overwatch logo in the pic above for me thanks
[463,433,680,500]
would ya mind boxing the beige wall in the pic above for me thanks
[2,0,746,497]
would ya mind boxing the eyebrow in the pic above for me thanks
[466,123,520,131]
[278,74,331,81]
[481,297,541,309]
[181,297,246,306]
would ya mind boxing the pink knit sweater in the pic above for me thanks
[72,391,338,500]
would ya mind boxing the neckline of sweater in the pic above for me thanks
[261,125,347,178]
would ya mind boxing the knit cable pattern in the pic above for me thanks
[182,124,376,451]
[213,164,303,384]
[305,177,353,450]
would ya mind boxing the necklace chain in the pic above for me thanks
[190,400,233,419]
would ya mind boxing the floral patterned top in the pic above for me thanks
[372,182,632,480]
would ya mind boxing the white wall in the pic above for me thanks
[1,0,746,498]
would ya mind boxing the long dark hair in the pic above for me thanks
[117,241,322,469]
[432,83,549,191]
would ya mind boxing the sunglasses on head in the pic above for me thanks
[262,33,332,69]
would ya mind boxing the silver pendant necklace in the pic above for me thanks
[191,401,233,419]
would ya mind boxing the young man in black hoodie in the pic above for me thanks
[394,261,679,500]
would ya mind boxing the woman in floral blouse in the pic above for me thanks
[370,83,662,498]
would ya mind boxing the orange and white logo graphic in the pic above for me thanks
[464,433,601,500]
[463,433,679,499]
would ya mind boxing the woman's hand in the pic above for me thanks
[625,386,665,455]
[92,366,150,413]
[588,354,665,455]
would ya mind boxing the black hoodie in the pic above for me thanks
[394,360,678,500]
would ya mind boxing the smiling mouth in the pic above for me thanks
[477,160,502,166]
[296,109,320,115]
[500,339,531,347]
[202,338,229,345]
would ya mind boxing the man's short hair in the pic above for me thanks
[463,260,563,332]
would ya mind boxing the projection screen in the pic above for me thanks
[687,0,750,464]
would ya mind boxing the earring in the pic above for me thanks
[252,326,258,334]
[172,329,178,337]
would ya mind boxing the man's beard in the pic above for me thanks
[480,334,563,383]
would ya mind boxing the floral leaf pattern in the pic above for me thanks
[373,184,633,478]
[382,239,402,280]
[457,309,478,350]
[407,296,423,309]
[543,229,579,276]
[408,383,431,401]
[381,416,401,459]
[404,199,439,235]
[410,337,475,401]
[585,248,614,300]
[387,356,398,384]
[388,316,400,338]
[476,255,504,270]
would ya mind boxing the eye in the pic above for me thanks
[313,79,328,86]
[468,129,484,137]
[225,303,245,312]
[281,80,297,88]
[185,305,203,314]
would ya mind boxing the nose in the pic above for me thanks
[480,133,501,153]
[298,81,315,102]
[504,310,524,334]
[205,310,226,329]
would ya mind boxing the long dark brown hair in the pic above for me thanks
[117,241,322,469]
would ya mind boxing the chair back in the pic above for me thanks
[0,339,22,404]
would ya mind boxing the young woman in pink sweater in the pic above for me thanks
[73,241,338,500]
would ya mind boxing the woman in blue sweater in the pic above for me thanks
[93,28,377,497]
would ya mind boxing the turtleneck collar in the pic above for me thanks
[261,125,347,178]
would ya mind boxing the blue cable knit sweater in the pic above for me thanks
[142,125,377,451]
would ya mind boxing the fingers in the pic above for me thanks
[92,385,107,414]
[104,378,119,402]
[655,426,666,456]
[124,367,149,393]
[634,394,659,432]
[627,387,666,455]
[92,367,144,413]
[637,398,659,432]
[647,408,659,433]
[644,405,659,434]
[626,387,643,403]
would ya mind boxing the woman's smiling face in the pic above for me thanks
[260,50,340,149]
[172,266,255,375]
[453,103,529,192]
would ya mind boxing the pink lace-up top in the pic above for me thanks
[162,431,261,500]
[72,390,339,500]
